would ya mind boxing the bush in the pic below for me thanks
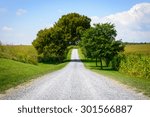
[112,53,124,71]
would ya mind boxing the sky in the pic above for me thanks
[0,0,150,45]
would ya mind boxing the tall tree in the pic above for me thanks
[80,23,124,69]
[32,13,91,63]
[54,13,91,45]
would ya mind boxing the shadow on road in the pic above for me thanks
[71,59,82,62]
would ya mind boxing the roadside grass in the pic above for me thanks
[0,46,72,93]
[0,58,68,93]
[78,48,150,97]
[0,45,37,64]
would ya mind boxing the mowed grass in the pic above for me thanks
[78,47,150,97]
[0,58,68,92]
[0,45,72,93]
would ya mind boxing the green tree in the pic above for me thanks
[32,27,67,63]
[0,40,2,45]
[80,23,124,69]
[54,13,91,45]
[32,13,91,63]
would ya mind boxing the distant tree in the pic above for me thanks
[32,13,91,63]
[54,13,91,45]
[0,40,2,45]
[80,23,124,69]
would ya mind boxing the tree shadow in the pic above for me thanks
[71,59,82,62]
[80,59,115,71]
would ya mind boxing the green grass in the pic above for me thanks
[0,45,74,92]
[0,45,38,64]
[0,58,68,93]
[78,48,150,97]
[0,46,72,93]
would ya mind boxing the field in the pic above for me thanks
[79,44,150,97]
[0,45,38,64]
[120,44,150,79]
[124,44,150,55]
[0,45,70,92]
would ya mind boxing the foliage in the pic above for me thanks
[32,27,66,63]
[55,13,91,45]
[112,53,124,71]
[0,40,2,45]
[32,13,91,63]
[78,48,150,97]
[118,44,150,79]
[119,54,150,79]
[80,23,124,69]
[0,45,38,65]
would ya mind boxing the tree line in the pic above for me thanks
[32,12,124,68]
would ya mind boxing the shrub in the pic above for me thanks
[112,53,124,71]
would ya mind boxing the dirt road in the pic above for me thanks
[0,49,148,100]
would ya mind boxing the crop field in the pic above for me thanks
[79,44,150,97]
[120,43,150,79]
[124,43,150,55]
[0,45,38,64]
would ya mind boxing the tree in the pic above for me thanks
[32,13,91,63]
[80,23,124,69]
[0,40,2,45]
[54,13,91,45]
[32,27,67,63]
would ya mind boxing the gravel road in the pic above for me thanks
[0,49,148,100]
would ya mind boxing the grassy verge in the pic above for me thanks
[0,58,68,93]
[0,45,38,64]
[0,45,74,93]
[78,48,150,97]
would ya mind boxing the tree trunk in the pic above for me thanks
[100,57,103,69]
[96,57,98,67]
[106,59,109,67]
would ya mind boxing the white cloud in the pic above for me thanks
[2,26,13,32]
[16,9,27,16]
[91,3,150,42]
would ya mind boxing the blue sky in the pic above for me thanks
[0,0,150,44]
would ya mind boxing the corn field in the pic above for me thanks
[119,44,150,79]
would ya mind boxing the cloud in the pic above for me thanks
[2,26,13,32]
[91,3,150,42]
[16,9,27,16]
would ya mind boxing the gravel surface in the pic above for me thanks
[0,49,148,100]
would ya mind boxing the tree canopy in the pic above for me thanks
[80,23,124,69]
[54,13,91,45]
[32,13,91,62]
